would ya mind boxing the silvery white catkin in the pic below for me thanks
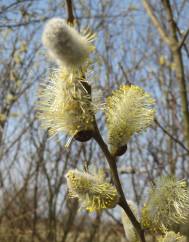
[42,18,94,68]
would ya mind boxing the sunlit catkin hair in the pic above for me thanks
[121,201,139,242]
[157,231,187,242]
[42,17,95,69]
[65,169,119,212]
[105,85,155,150]
[142,176,189,230]
[37,68,94,139]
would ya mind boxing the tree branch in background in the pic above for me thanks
[178,27,189,50]
[142,0,189,149]
[162,0,189,149]
[142,0,171,46]
[155,119,189,153]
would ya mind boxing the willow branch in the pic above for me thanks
[93,122,146,242]
[142,0,172,46]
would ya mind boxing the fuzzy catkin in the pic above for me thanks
[65,169,119,212]
[142,176,189,231]
[37,68,94,138]
[42,18,95,69]
[105,85,155,149]
[157,231,187,242]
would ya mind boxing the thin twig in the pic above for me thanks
[176,24,189,57]
[178,27,189,50]
[155,119,189,153]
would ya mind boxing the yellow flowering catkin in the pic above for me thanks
[142,176,189,230]
[105,85,155,148]
[65,169,119,212]
[157,231,187,242]
[37,68,94,138]
[42,18,95,69]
